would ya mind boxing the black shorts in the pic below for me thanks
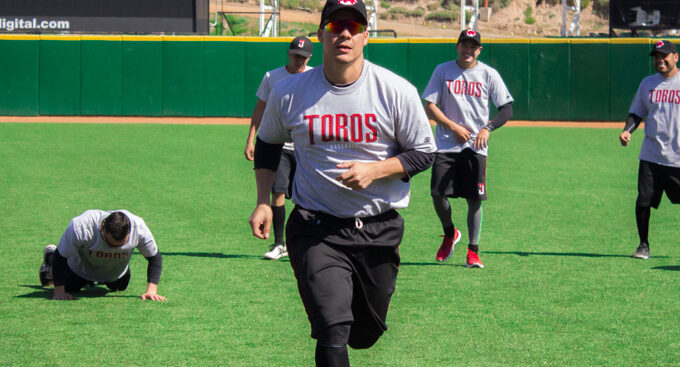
[285,206,403,349]
[272,148,295,199]
[636,160,680,208]
[63,265,131,293]
[431,148,488,200]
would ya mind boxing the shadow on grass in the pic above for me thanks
[483,250,671,259]
[401,262,463,266]
[163,252,262,260]
[16,285,138,299]
[652,265,680,271]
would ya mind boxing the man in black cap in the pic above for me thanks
[248,0,437,364]
[620,39,680,259]
[422,29,513,268]
[244,35,313,260]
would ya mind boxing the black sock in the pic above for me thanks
[635,206,650,245]
[315,323,351,367]
[315,345,350,367]
[433,196,456,237]
[272,204,286,245]
[443,224,456,238]
[468,244,479,253]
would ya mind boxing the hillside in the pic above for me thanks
[210,0,609,38]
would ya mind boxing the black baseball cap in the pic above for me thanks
[320,0,368,27]
[457,29,482,46]
[650,40,677,56]
[289,36,313,58]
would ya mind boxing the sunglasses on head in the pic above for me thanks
[324,19,366,35]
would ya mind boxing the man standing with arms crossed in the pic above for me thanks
[248,0,436,365]
[422,29,513,268]
[620,40,680,259]
[244,36,313,260]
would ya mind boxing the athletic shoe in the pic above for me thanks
[39,244,57,286]
[435,228,461,262]
[632,242,650,259]
[263,244,288,260]
[466,249,484,268]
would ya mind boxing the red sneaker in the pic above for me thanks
[435,228,461,262]
[466,249,484,268]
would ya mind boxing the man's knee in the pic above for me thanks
[347,323,384,349]
[106,269,131,291]
[317,323,351,347]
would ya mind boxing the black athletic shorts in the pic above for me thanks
[431,148,488,200]
[61,266,131,293]
[636,160,680,208]
[286,206,403,349]
[272,148,295,199]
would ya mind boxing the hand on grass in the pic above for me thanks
[142,283,167,301]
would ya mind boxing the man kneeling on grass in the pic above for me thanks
[39,209,166,301]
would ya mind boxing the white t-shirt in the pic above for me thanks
[256,65,313,151]
[629,72,680,168]
[57,209,158,282]
[258,60,437,218]
[422,60,513,156]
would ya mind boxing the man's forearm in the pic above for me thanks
[425,102,457,130]
[145,252,162,285]
[484,102,513,132]
[624,113,643,133]
[255,169,276,205]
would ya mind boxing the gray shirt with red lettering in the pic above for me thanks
[256,65,313,151]
[629,72,680,168]
[258,60,436,218]
[57,209,158,282]
[422,60,513,156]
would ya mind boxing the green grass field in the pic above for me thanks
[1,123,678,366]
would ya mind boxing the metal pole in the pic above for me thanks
[461,0,466,30]
[260,0,265,36]
[561,0,566,37]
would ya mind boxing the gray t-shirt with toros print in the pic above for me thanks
[629,72,680,168]
[258,60,437,218]
[57,209,158,282]
[422,60,513,156]
[256,65,313,151]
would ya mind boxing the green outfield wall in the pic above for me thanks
[0,35,662,121]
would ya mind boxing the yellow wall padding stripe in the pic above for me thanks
[80,35,122,41]
[122,35,164,41]
[40,34,81,41]
[610,38,651,44]
[0,35,673,46]
[408,38,450,44]
[485,38,530,44]
[0,34,40,40]
[570,38,610,44]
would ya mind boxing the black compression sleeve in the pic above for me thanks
[395,150,436,181]
[254,136,284,171]
[624,113,643,133]
[145,252,162,285]
[484,102,513,132]
[52,250,69,286]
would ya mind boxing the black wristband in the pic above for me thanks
[145,252,162,285]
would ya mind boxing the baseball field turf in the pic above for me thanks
[1,122,678,366]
